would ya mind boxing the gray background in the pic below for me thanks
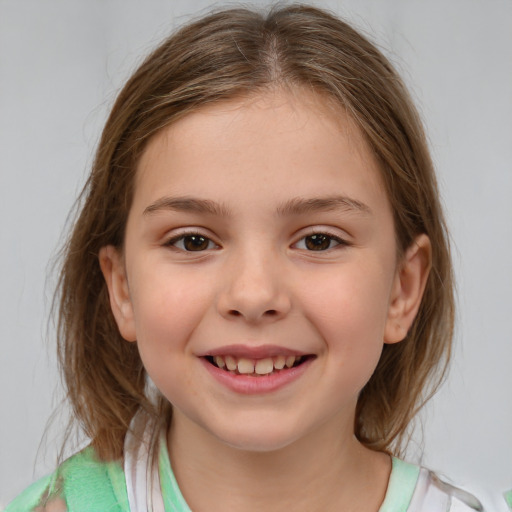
[1,0,511,509]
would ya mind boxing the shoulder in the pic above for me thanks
[409,467,484,511]
[3,474,54,512]
[4,447,129,512]
[380,458,484,512]
[505,489,512,509]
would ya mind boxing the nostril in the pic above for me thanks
[224,307,285,321]
[226,309,278,319]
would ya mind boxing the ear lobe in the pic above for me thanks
[99,245,137,342]
[384,234,432,344]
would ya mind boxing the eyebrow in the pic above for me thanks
[143,196,232,217]
[143,195,371,217]
[276,196,372,216]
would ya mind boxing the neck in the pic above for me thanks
[167,411,391,512]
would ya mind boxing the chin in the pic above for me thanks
[210,420,306,454]
[221,436,298,453]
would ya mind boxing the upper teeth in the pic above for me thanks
[212,355,302,375]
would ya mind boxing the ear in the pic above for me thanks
[99,245,137,342]
[384,234,432,344]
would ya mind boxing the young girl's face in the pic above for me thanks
[102,89,425,452]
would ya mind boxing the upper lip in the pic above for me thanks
[198,344,309,359]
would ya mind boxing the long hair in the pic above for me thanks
[56,4,453,460]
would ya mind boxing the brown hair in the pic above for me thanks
[57,4,453,460]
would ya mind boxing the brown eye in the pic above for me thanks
[183,235,209,251]
[169,234,216,251]
[296,233,345,251]
[305,234,331,250]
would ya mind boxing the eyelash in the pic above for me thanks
[294,232,349,252]
[165,231,349,253]
[165,232,219,252]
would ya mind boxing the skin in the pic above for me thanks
[100,88,431,512]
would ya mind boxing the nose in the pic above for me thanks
[216,246,291,323]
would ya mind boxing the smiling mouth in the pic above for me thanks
[204,354,313,377]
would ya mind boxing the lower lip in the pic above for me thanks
[200,357,314,395]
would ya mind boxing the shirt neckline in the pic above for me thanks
[158,436,420,512]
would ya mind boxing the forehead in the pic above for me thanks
[134,88,388,213]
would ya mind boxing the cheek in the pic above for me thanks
[299,262,392,369]
[128,264,215,354]
[127,270,213,404]
[304,268,391,334]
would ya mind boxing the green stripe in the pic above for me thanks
[61,447,126,511]
[378,457,420,512]
[3,474,53,511]
[159,433,192,512]
[107,458,130,510]
[504,489,512,511]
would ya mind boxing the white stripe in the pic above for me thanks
[125,410,166,512]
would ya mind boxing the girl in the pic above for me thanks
[6,4,485,511]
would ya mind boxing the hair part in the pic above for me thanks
[56,4,453,460]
